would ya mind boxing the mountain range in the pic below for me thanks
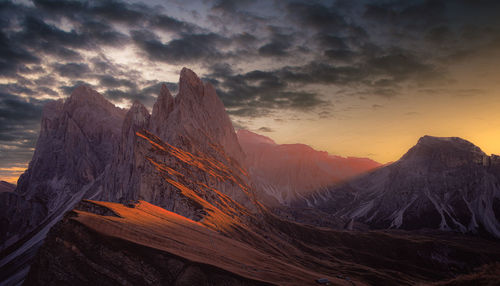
[0,68,499,285]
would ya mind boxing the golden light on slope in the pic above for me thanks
[135,130,254,232]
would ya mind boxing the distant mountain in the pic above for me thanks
[237,130,381,205]
[301,136,500,237]
[0,181,14,193]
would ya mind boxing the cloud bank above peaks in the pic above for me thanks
[1,0,500,174]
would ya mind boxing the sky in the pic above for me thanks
[1,0,500,183]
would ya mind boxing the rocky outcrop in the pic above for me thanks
[302,136,500,237]
[237,130,380,205]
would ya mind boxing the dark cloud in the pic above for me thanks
[0,83,36,96]
[98,75,137,89]
[37,86,58,97]
[324,49,356,62]
[42,45,82,60]
[0,92,45,167]
[286,2,346,32]
[34,75,56,86]
[316,35,349,50]
[34,0,149,25]
[258,29,294,57]
[91,0,149,24]
[104,88,154,107]
[232,32,257,46]
[211,0,252,13]
[425,25,454,45]
[150,14,199,34]
[366,52,435,81]
[33,0,88,15]
[209,0,265,30]
[53,63,91,78]
[79,20,129,46]
[140,82,178,97]
[0,31,39,77]
[19,15,128,49]
[19,16,86,48]
[258,42,289,57]
[207,64,329,117]
[363,0,446,29]
[98,80,178,108]
[132,30,228,63]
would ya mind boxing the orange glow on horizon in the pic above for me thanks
[0,166,27,184]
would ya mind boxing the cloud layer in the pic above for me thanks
[1,0,500,179]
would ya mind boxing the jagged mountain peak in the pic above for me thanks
[63,85,126,123]
[150,84,174,134]
[149,68,244,163]
[68,85,109,106]
[160,83,173,97]
[177,67,204,103]
[124,101,150,133]
[130,100,148,110]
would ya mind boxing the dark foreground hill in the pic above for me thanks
[24,200,500,286]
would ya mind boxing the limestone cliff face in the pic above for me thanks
[0,86,126,251]
[304,136,500,238]
[151,68,244,164]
